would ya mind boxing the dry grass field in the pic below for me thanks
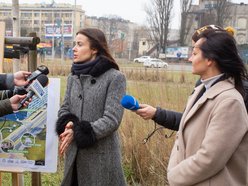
[1,57,198,185]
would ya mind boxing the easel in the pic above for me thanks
[0,21,41,186]
[0,22,4,73]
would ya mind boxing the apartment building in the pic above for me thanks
[0,2,85,49]
[184,1,248,46]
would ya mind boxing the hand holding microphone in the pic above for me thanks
[13,71,32,86]
[121,95,156,120]
[18,74,49,110]
[135,104,157,120]
[10,94,30,111]
[12,65,49,96]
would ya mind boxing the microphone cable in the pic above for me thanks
[142,121,175,144]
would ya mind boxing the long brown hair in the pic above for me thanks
[198,31,248,97]
[76,28,119,70]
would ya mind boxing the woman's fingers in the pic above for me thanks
[59,129,74,155]
[59,140,68,155]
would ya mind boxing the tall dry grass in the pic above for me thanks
[2,57,197,185]
[121,76,196,185]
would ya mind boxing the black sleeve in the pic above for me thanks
[0,90,13,100]
[152,107,182,131]
[0,74,15,90]
[0,74,8,90]
[56,113,97,148]
[73,120,97,149]
[55,113,79,135]
[0,99,13,117]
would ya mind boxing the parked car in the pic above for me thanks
[133,56,151,63]
[143,58,169,68]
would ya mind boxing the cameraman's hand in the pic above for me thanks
[10,94,30,111]
[135,104,157,120]
[14,71,31,86]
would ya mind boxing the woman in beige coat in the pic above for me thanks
[136,28,248,185]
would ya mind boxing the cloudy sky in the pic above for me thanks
[0,0,247,29]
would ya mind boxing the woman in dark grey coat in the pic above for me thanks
[56,28,126,186]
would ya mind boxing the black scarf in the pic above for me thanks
[71,56,100,76]
[71,56,118,77]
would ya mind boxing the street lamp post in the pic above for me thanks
[73,0,76,41]
[52,11,55,60]
[61,18,64,63]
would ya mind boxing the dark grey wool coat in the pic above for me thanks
[56,61,127,186]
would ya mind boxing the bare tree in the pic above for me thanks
[98,16,118,46]
[203,0,231,27]
[179,0,193,46]
[215,0,231,27]
[96,15,130,57]
[145,0,174,54]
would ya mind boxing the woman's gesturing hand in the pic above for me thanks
[59,121,74,155]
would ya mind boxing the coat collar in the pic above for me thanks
[181,78,235,129]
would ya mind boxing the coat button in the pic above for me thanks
[91,79,96,84]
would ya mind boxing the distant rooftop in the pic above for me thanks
[0,2,82,9]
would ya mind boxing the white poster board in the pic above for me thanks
[0,78,60,173]
[166,47,189,59]
[45,24,73,38]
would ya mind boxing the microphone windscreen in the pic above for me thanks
[121,95,140,110]
[36,74,49,87]
[38,65,49,75]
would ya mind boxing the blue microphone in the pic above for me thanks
[121,95,140,110]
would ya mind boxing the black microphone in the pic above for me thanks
[13,86,28,95]
[26,65,49,82]
[18,74,49,110]
[13,65,49,95]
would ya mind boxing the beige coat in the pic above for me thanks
[168,79,248,186]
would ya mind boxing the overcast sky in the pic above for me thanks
[0,0,247,29]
